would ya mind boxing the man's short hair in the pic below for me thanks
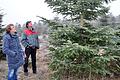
[26,21,31,28]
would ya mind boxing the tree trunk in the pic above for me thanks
[80,14,84,27]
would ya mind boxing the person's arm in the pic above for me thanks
[36,35,39,49]
[18,37,24,52]
[18,38,26,59]
[21,33,30,48]
[2,36,16,57]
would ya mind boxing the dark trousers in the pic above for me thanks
[23,47,37,73]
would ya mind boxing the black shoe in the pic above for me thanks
[24,72,28,76]
[33,71,37,74]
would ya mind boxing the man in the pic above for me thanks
[21,21,39,76]
[2,24,24,80]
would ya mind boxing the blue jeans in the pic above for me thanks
[8,68,18,80]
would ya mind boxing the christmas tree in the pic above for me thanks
[0,11,5,60]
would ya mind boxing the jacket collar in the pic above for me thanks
[7,33,18,38]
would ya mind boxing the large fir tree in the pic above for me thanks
[43,0,120,79]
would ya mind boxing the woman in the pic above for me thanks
[2,24,24,80]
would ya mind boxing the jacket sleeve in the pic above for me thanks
[18,38,24,53]
[36,35,39,49]
[21,33,30,48]
[2,36,16,57]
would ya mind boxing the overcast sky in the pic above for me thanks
[0,0,56,24]
[0,0,120,25]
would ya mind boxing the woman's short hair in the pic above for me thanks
[6,24,14,33]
